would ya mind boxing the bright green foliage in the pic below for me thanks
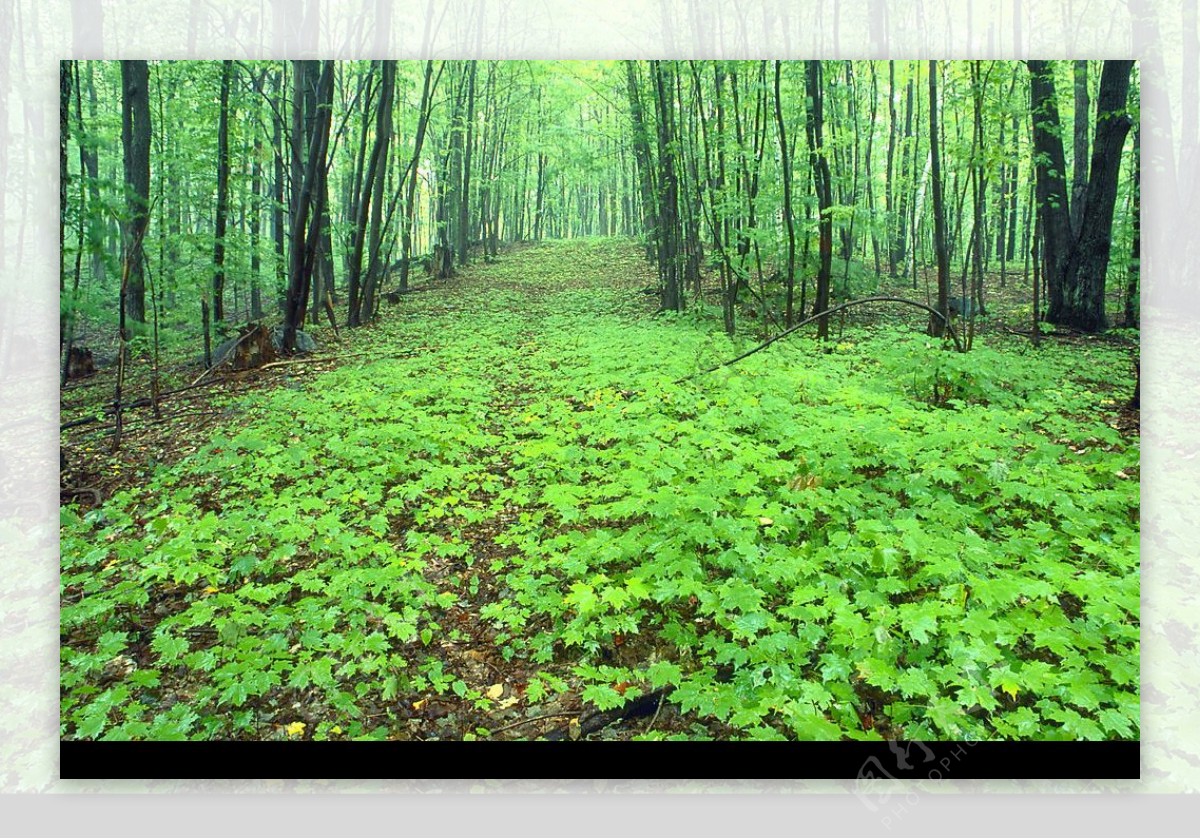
[61,239,1138,741]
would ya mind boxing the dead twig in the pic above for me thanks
[678,296,962,383]
[488,711,581,737]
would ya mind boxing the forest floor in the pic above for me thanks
[61,238,1141,742]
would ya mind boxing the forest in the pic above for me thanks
[59,59,1139,743]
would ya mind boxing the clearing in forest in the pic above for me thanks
[60,239,1139,743]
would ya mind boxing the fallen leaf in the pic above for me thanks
[285,721,306,737]
[486,683,504,700]
[412,698,428,711]
[757,516,774,526]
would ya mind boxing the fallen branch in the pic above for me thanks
[488,712,580,737]
[679,296,962,383]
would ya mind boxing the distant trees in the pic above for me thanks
[59,59,1139,375]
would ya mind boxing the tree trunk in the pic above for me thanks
[1030,59,1134,332]
[283,60,334,352]
[1067,60,1134,332]
[348,61,394,326]
[928,60,950,336]
[885,60,897,276]
[120,59,151,324]
[361,60,395,321]
[400,60,437,292]
[60,62,72,344]
[651,60,682,312]
[1124,126,1140,327]
[624,60,658,261]
[457,61,478,265]
[271,68,287,313]
[774,61,797,326]
[212,60,233,324]
[1072,60,1090,235]
[892,73,915,276]
[1028,60,1073,323]
[805,60,833,339]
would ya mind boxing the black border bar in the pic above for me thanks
[61,739,1139,780]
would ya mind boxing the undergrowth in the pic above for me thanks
[61,238,1139,742]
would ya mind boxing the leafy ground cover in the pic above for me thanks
[60,238,1139,741]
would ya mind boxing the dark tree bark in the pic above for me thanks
[457,60,478,265]
[347,61,394,326]
[283,60,335,352]
[651,60,682,312]
[120,59,151,324]
[1028,60,1073,323]
[1030,59,1134,332]
[361,60,395,321]
[624,60,658,261]
[212,60,234,324]
[1072,60,1090,235]
[1067,60,1135,332]
[774,61,797,326]
[60,62,71,344]
[805,60,833,339]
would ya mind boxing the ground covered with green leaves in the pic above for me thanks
[61,239,1139,741]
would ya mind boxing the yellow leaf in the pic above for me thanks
[757,517,774,527]
[1000,682,1019,701]
[412,698,428,711]
[330,725,342,735]
[203,586,219,594]
[285,721,306,737]
[486,683,504,700]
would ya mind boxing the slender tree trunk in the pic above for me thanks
[457,60,478,265]
[271,68,287,312]
[362,60,395,321]
[400,60,437,291]
[283,60,334,352]
[624,60,658,261]
[928,60,950,336]
[82,63,106,290]
[1124,126,1140,327]
[893,73,915,276]
[774,61,797,326]
[651,60,682,312]
[348,61,394,326]
[805,60,833,339]
[249,104,264,320]
[60,62,71,346]
[212,60,233,324]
